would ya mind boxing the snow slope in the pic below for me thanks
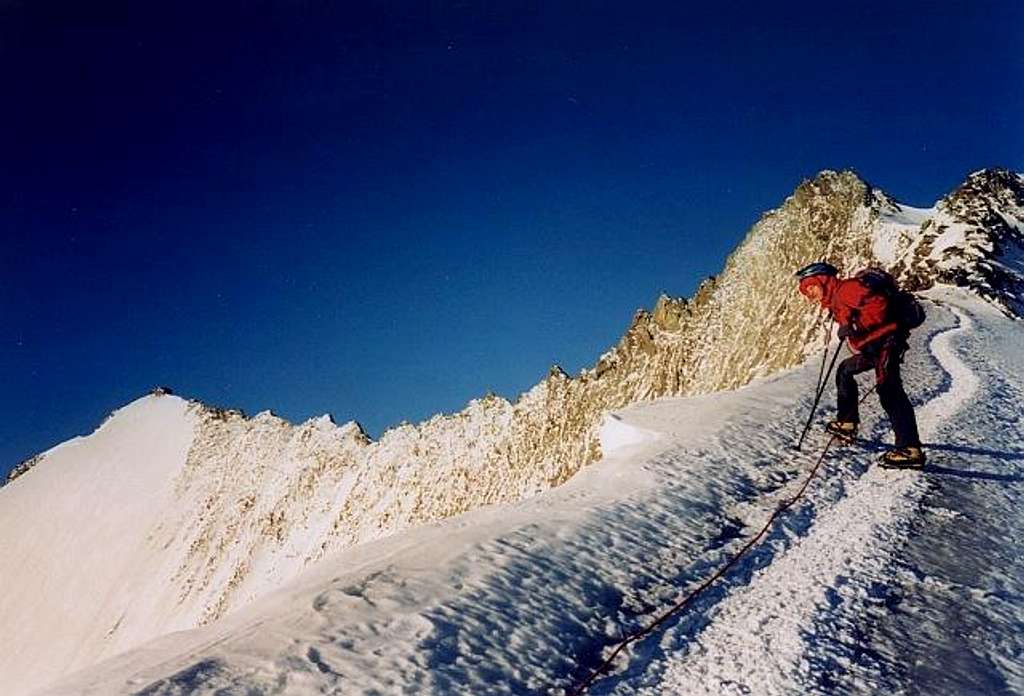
[36,287,1024,695]
[0,396,198,694]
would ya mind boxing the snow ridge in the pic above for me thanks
[646,296,976,695]
[39,289,1023,696]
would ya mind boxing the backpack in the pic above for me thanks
[854,268,926,330]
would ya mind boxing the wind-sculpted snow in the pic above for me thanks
[39,288,1024,696]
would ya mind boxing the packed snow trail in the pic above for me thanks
[636,297,972,694]
[799,296,1024,696]
[41,289,1023,695]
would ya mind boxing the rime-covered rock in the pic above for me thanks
[893,168,1024,315]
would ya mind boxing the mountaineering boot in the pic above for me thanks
[825,420,858,442]
[879,446,926,469]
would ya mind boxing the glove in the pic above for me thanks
[837,325,854,340]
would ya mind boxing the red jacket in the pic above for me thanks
[817,276,898,351]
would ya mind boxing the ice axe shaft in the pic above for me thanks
[795,338,846,451]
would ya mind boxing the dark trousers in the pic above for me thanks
[836,336,921,448]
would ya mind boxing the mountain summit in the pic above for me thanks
[895,167,1024,314]
[2,169,1022,696]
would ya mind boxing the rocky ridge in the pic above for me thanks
[894,168,1024,315]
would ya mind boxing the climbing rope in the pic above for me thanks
[564,382,878,696]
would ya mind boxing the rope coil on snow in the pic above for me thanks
[564,382,878,696]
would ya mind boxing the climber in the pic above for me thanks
[795,262,925,468]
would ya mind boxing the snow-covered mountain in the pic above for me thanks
[35,285,1024,696]
[2,168,1022,696]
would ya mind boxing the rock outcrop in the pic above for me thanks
[894,168,1024,315]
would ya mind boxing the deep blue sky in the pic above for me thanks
[2,1,1022,477]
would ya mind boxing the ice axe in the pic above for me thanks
[794,337,846,451]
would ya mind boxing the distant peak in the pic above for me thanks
[106,392,188,421]
[957,167,1024,197]
[7,392,191,487]
[798,168,873,193]
[777,169,881,222]
[790,168,874,205]
[337,420,372,445]
[812,167,866,183]
[311,413,336,426]
[939,167,1024,221]
[967,165,1023,180]
[548,364,570,380]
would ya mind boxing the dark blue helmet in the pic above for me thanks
[795,262,839,280]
